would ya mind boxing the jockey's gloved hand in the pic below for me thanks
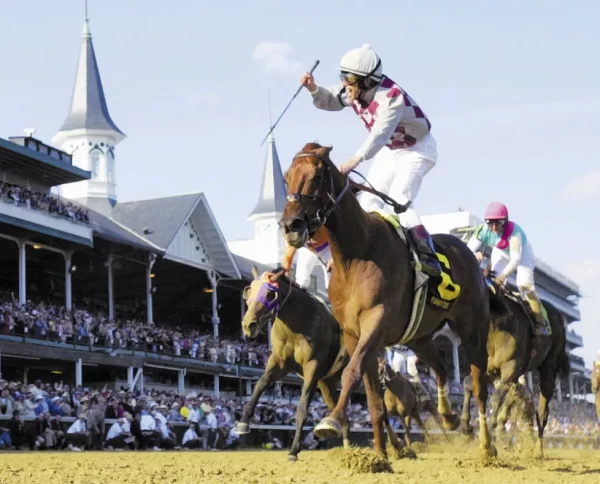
[340,155,362,175]
[493,273,507,286]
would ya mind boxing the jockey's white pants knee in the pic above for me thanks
[490,245,536,294]
[357,133,437,229]
[294,246,331,290]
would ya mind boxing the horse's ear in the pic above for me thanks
[314,146,333,160]
[251,265,259,279]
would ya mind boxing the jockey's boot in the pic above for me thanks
[525,291,550,336]
[408,225,442,278]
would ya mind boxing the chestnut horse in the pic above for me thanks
[279,142,494,459]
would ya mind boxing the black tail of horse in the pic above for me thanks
[544,300,570,378]
[558,348,570,378]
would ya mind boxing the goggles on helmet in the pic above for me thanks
[340,71,360,84]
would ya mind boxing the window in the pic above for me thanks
[91,150,101,178]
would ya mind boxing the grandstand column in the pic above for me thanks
[556,377,563,403]
[17,241,26,305]
[569,372,574,404]
[64,251,74,311]
[178,369,186,394]
[452,342,460,384]
[146,254,157,324]
[214,375,220,398]
[107,253,114,320]
[527,372,533,391]
[208,271,220,339]
[75,358,83,387]
[127,367,134,389]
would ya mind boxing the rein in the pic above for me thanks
[286,152,350,234]
[285,151,410,236]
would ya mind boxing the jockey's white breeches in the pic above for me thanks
[358,132,437,229]
[294,245,332,290]
[490,242,536,292]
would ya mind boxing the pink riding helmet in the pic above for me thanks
[484,201,509,221]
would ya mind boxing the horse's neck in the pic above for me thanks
[277,284,317,338]
[325,186,370,264]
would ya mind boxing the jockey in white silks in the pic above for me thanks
[298,44,442,278]
[466,201,550,337]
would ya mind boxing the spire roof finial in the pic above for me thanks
[248,91,286,218]
[54,1,125,143]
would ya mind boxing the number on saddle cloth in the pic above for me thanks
[425,243,462,312]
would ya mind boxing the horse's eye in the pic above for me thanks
[266,291,276,302]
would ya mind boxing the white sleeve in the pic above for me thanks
[467,234,483,253]
[500,232,523,278]
[311,85,346,112]
[355,97,403,161]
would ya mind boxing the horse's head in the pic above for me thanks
[241,265,284,338]
[279,143,349,248]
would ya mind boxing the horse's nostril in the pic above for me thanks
[290,218,306,233]
[248,322,257,334]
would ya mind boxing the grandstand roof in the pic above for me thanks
[111,193,241,279]
[87,208,163,253]
[0,137,90,186]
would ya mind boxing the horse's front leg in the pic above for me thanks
[237,356,286,435]
[362,354,389,457]
[314,306,384,443]
[288,360,319,461]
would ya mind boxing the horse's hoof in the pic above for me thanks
[287,454,298,462]
[398,447,417,460]
[482,444,497,459]
[315,417,343,439]
[442,413,460,431]
[236,422,250,435]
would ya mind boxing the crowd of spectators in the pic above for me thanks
[0,296,269,367]
[0,180,89,223]
[0,374,597,453]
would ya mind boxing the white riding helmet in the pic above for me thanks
[339,44,383,83]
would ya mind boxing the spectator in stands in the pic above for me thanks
[182,422,202,449]
[5,410,26,450]
[65,413,90,451]
[105,415,134,450]
[139,405,162,451]
[205,406,218,450]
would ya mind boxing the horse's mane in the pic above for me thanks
[298,143,372,196]
[271,266,309,294]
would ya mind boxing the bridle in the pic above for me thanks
[243,273,294,331]
[284,152,350,237]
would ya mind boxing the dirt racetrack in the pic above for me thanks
[1,442,599,484]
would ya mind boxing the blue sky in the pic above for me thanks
[0,1,598,368]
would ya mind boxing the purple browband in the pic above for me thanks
[254,282,280,312]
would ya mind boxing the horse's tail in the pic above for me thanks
[558,348,570,378]
[544,300,571,378]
